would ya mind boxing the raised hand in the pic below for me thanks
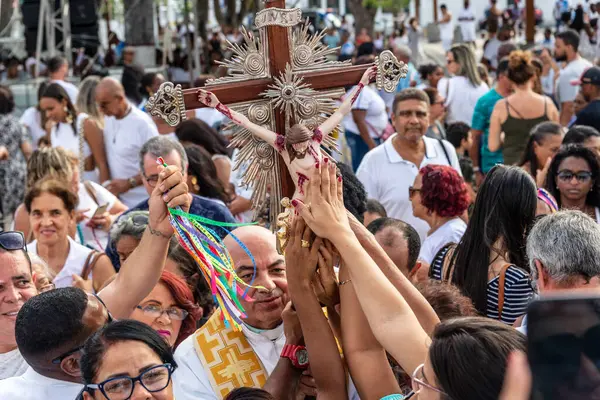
[360,65,378,86]
[285,216,323,284]
[292,159,350,242]
[148,164,191,237]
[197,89,219,108]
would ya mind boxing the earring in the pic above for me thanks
[191,176,200,192]
[64,107,74,124]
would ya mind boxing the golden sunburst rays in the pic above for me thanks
[206,27,269,85]
[291,19,350,72]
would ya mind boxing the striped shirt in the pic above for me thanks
[431,246,534,325]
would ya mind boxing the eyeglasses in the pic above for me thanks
[51,293,114,365]
[143,173,159,188]
[85,363,174,400]
[136,304,189,321]
[408,186,421,198]
[0,231,26,251]
[557,170,593,183]
[411,363,447,395]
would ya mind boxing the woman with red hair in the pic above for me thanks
[130,270,201,349]
[410,164,470,264]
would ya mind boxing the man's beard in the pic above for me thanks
[555,53,567,62]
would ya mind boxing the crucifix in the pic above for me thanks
[147,0,406,231]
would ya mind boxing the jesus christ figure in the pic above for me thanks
[197,65,377,202]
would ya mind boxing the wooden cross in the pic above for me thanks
[148,0,375,200]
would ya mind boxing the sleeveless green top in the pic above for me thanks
[501,98,550,165]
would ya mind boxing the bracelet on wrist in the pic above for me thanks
[147,224,172,239]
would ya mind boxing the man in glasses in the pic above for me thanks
[0,164,191,399]
[0,232,37,380]
[105,136,236,270]
[356,88,462,242]
[516,210,600,334]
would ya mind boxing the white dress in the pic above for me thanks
[28,237,94,288]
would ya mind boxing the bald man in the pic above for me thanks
[174,227,360,399]
[96,77,158,207]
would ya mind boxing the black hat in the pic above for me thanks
[571,66,600,86]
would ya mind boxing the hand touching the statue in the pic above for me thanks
[197,89,219,108]
[285,216,323,284]
[292,159,351,243]
[360,65,378,86]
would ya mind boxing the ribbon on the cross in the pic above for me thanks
[157,157,262,331]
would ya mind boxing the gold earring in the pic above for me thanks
[65,107,73,124]
[191,176,200,192]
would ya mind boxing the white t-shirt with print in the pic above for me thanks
[76,181,119,251]
[438,76,489,125]
[342,85,388,138]
[356,135,462,241]
[556,57,593,105]
[418,218,467,264]
[19,107,46,150]
[103,106,159,207]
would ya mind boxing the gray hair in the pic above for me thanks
[109,210,150,245]
[450,44,482,87]
[139,136,188,175]
[527,210,600,284]
[394,44,412,60]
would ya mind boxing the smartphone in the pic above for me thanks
[92,204,109,218]
[527,295,600,400]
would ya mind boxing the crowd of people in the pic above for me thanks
[2,1,600,399]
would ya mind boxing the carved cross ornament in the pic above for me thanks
[147,0,407,225]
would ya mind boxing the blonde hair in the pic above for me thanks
[76,76,104,129]
[450,44,482,87]
[26,147,73,189]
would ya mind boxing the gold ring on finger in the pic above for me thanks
[301,240,310,248]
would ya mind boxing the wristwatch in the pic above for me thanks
[280,344,309,369]
[128,177,137,189]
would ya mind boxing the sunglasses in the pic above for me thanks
[0,231,26,252]
[557,170,593,183]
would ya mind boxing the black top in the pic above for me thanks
[575,100,600,133]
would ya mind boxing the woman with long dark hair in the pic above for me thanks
[80,320,177,400]
[544,144,600,222]
[175,119,231,190]
[184,144,229,204]
[430,165,536,325]
[40,83,110,183]
[517,121,563,186]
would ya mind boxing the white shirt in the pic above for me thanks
[418,218,467,264]
[29,237,94,288]
[483,38,511,70]
[194,108,226,128]
[438,76,489,125]
[556,57,593,105]
[50,113,91,160]
[0,367,83,399]
[19,107,46,150]
[103,106,159,207]
[357,135,462,242]
[51,79,79,104]
[0,349,28,380]
[458,6,477,42]
[76,181,119,251]
[541,69,556,96]
[342,85,388,138]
